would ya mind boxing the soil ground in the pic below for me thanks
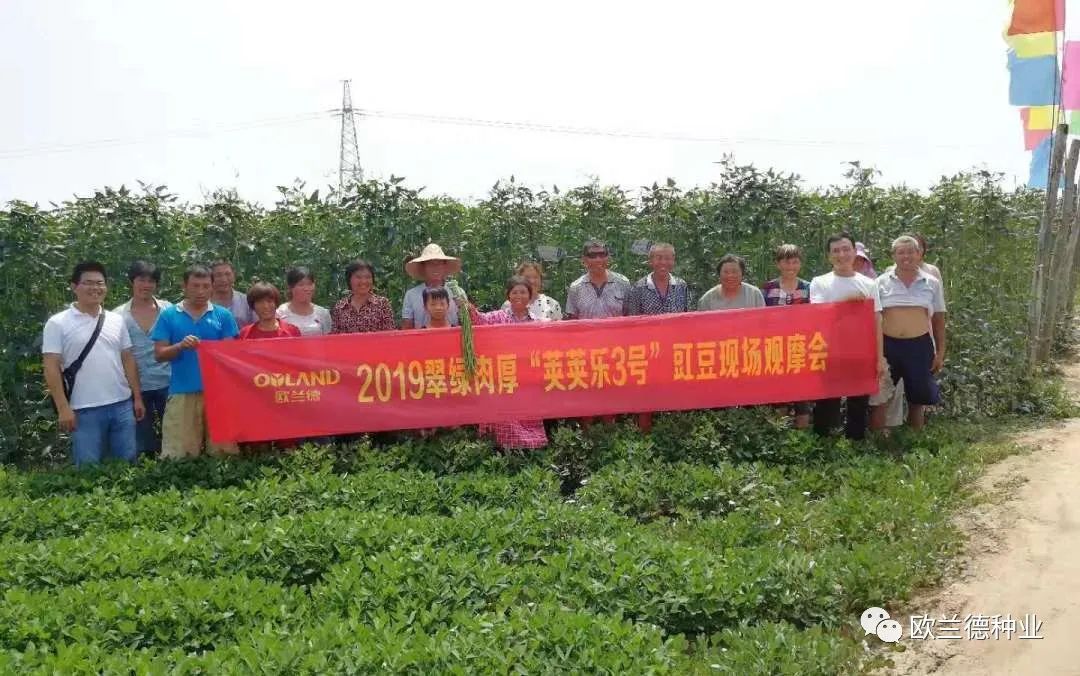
[886,361,1080,675]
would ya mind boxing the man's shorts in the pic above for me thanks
[161,392,239,459]
[883,334,941,406]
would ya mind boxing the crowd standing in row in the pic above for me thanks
[42,232,946,468]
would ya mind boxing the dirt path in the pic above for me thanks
[887,362,1080,675]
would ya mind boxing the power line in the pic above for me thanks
[0,110,335,160]
[356,107,1001,152]
[0,102,1004,163]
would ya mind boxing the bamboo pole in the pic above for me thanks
[1058,204,1080,319]
[1068,252,1080,316]
[1041,139,1080,358]
[1056,139,1080,320]
[1028,123,1069,369]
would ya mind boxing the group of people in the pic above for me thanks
[41,232,946,467]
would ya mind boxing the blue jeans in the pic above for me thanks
[71,398,137,467]
[135,387,170,455]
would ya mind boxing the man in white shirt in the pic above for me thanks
[42,262,146,467]
[809,233,888,441]
[871,235,947,432]
[881,233,944,428]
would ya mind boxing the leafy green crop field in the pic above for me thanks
[0,167,1057,463]
[0,408,1035,674]
[3,165,1075,671]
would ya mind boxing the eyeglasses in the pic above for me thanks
[78,281,107,288]
[584,251,608,259]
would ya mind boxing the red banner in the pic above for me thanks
[200,300,878,443]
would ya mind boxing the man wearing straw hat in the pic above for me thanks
[401,243,462,329]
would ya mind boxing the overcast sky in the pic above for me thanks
[0,0,1025,206]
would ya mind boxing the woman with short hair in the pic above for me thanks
[239,282,299,453]
[761,244,811,307]
[464,276,548,450]
[698,254,766,310]
[501,262,563,320]
[277,266,332,336]
[760,244,812,428]
[239,282,301,340]
[474,275,546,326]
[331,259,396,333]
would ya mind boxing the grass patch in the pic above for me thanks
[0,405,1054,673]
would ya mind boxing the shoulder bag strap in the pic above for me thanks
[65,310,106,379]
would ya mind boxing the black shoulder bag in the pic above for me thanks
[61,312,106,403]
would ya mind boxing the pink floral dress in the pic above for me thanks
[473,308,548,449]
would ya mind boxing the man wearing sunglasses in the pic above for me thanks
[565,240,631,320]
[564,240,631,427]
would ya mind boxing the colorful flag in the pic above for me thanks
[1021,109,1055,149]
[1005,31,1058,57]
[1008,0,1065,35]
[1029,133,1056,189]
[1009,51,1060,105]
[1025,126,1052,150]
[1022,104,1062,129]
[1062,41,1080,108]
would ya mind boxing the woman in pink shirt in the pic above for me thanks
[465,276,548,450]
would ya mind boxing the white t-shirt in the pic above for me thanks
[277,303,332,336]
[809,271,882,311]
[42,305,133,410]
[876,269,946,314]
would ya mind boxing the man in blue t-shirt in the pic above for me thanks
[151,264,239,458]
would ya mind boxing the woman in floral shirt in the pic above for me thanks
[331,259,396,334]
[500,261,562,321]
[468,276,549,450]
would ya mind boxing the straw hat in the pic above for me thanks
[405,243,462,280]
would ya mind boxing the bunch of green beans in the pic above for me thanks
[446,279,477,376]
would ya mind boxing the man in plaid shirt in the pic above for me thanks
[622,242,691,432]
[623,242,692,316]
